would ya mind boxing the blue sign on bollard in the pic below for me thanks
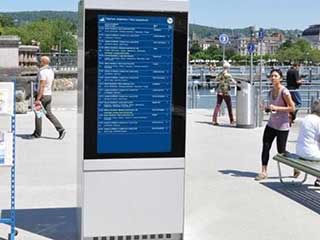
[247,42,255,54]
[219,33,229,45]
[258,28,265,41]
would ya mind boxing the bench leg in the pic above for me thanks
[277,161,308,184]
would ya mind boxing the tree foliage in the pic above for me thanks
[190,38,320,65]
[0,15,14,27]
[189,42,201,55]
[276,39,320,64]
[0,23,3,36]
[2,19,77,53]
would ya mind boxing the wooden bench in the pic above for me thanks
[273,152,320,184]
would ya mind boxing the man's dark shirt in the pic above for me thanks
[286,67,301,90]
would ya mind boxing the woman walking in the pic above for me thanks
[255,69,295,180]
[212,61,236,125]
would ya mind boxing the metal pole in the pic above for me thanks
[307,68,312,113]
[59,39,62,70]
[259,41,263,95]
[223,45,225,62]
[30,81,34,110]
[249,26,255,85]
[192,83,195,108]
[258,40,263,127]
[250,52,253,84]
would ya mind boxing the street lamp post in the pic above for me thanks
[258,28,265,127]
[249,26,256,85]
[258,28,264,97]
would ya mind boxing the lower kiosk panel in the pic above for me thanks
[84,169,184,238]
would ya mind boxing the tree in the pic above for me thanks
[2,19,77,53]
[309,49,320,64]
[192,51,210,60]
[190,42,201,55]
[206,45,220,56]
[0,15,14,27]
[225,48,236,60]
[279,40,293,50]
[276,39,315,64]
[51,20,77,53]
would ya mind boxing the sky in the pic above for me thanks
[0,0,78,12]
[0,0,319,30]
[190,0,319,30]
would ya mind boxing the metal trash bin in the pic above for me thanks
[236,80,256,128]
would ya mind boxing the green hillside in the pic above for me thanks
[0,11,77,26]
[0,11,302,39]
[189,23,302,39]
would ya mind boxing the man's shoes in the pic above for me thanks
[28,133,40,139]
[212,121,219,126]
[58,130,66,140]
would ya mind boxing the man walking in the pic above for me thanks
[286,63,304,123]
[31,56,66,139]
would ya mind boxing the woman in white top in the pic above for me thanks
[296,99,320,186]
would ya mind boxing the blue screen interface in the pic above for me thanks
[97,15,174,153]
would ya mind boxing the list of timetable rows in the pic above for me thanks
[97,15,174,135]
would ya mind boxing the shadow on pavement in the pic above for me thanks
[16,134,57,140]
[195,121,213,126]
[219,169,257,178]
[195,121,236,128]
[40,136,59,140]
[261,182,320,214]
[1,208,80,240]
[16,134,34,140]
[219,169,292,180]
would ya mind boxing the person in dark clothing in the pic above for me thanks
[286,63,304,123]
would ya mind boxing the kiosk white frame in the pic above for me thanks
[78,1,188,239]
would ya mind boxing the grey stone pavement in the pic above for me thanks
[0,90,319,239]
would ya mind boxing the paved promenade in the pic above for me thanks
[0,91,319,239]
[184,109,319,240]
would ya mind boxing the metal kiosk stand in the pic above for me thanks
[0,81,17,239]
[78,1,188,239]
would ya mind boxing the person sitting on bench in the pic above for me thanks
[296,99,320,186]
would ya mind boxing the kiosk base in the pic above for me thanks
[83,169,184,238]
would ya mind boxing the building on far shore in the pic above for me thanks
[302,24,320,50]
[191,31,286,57]
[236,32,285,56]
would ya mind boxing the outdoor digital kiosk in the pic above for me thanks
[78,0,188,239]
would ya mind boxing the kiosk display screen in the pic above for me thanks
[85,10,187,159]
[97,15,173,153]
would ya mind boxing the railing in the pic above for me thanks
[35,53,77,71]
[189,65,320,77]
[188,80,320,126]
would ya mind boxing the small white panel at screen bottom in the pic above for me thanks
[84,169,184,237]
